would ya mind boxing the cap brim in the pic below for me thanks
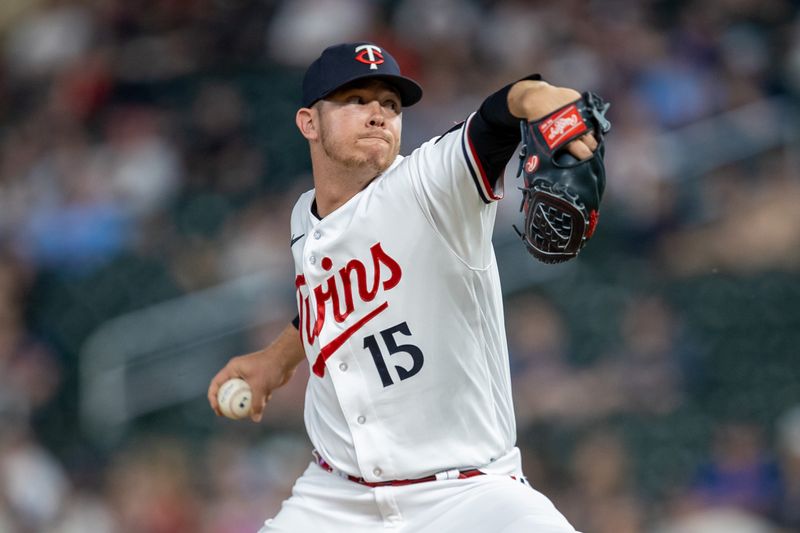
[315,73,423,108]
[370,74,423,107]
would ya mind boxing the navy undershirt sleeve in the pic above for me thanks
[467,74,542,188]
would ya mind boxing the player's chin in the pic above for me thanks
[372,153,396,173]
[360,147,395,172]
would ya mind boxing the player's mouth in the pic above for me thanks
[358,135,391,144]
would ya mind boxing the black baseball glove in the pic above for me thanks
[514,92,611,264]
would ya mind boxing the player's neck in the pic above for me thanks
[312,164,378,218]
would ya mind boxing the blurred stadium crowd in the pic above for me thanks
[1,0,800,532]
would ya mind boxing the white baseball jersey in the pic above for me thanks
[289,112,516,483]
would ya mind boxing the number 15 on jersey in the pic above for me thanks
[363,321,424,387]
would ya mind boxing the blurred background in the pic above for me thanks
[1,0,799,532]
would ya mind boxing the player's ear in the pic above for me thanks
[296,107,318,141]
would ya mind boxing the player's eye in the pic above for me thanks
[347,95,365,105]
[383,100,400,112]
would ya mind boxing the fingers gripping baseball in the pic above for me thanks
[208,324,305,422]
[209,352,271,421]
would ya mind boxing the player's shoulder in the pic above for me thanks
[400,114,474,166]
[416,115,475,155]
[433,120,466,145]
[290,189,315,226]
[293,189,315,210]
[379,154,407,178]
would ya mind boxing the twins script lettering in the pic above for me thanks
[295,242,402,376]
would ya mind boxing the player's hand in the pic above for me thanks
[508,80,599,161]
[207,324,305,422]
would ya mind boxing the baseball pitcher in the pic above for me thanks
[208,42,609,532]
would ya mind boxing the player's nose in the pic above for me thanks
[366,100,385,127]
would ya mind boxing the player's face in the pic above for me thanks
[316,80,402,174]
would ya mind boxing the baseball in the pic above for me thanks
[217,378,252,419]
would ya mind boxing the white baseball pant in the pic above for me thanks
[258,461,579,533]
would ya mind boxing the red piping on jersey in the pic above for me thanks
[465,118,502,201]
[312,301,389,377]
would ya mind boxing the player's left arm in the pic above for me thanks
[406,76,605,267]
[467,76,598,192]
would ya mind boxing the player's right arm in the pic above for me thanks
[207,322,305,422]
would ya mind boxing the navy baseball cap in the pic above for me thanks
[302,42,423,108]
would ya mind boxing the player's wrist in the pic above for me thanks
[257,346,293,372]
[507,80,549,118]
[508,81,580,122]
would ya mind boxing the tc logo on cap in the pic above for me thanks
[355,44,384,70]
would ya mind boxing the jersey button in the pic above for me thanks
[313,231,321,239]
[309,255,316,265]
[373,467,382,477]
[357,415,366,424]
[339,362,348,372]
